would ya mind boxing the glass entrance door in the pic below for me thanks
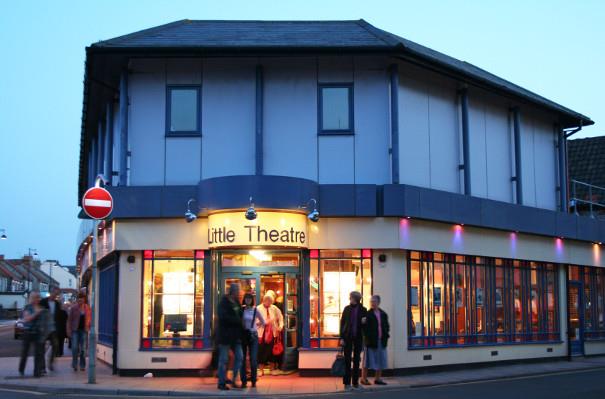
[220,271,299,371]
[568,282,584,356]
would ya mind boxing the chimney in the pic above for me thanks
[23,255,33,262]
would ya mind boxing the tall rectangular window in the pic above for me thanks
[318,84,353,134]
[309,249,372,348]
[141,250,204,349]
[408,251,560,348]
[578,266,605,340]
[166,86,200,135]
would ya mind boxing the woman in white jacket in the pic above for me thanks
[256,290,284,376]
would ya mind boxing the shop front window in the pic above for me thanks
[408,251,560,348]
[576,266,605,340]
[142,250,204,349]
[309,249,372,348]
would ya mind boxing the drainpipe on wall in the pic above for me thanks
[557,126,568,212]
[119,68,129,187]
[459,88,471,195]
[105,102,114,185]
[97,120,104,180]
[255,65,264,175]
[389,64,400,184]
[562,121,583,213]
[512,107,523,205]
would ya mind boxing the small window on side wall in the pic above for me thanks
[167,86,200,135]
[319,84,353,134]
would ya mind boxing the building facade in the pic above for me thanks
[75,20,605,376]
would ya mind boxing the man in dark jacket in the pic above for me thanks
[217,283,243,391]
[339,291,367,390]
[40,287,62,372]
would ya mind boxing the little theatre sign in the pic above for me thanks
[207,211,308,248]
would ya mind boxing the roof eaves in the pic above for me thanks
[354,19,403,47]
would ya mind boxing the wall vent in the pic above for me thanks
[491,351,498,356]
[151,357,167,363]
[423,354,432,361]
[547,347,553,353]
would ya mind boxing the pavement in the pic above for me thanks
[0,354,604,397]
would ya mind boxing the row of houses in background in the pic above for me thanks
[0,255,78,318]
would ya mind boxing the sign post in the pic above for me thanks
[82,177,113,384]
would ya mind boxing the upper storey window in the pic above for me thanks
[318,84,354,134]
[166,86,200,135]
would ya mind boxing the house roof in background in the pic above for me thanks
[569,135,605,189]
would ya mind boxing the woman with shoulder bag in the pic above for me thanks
[256,290,284,376]
[241,293,265,388]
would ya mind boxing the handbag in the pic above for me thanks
[330,347,346,377]
[272,333,284,357]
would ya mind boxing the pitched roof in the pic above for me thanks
[0,262,21,281]
[569,135,605,189]
[89,19,592,126]
[92,19,387,49]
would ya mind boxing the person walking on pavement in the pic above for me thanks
[67,293,91,372]
[40,287,61,371]
[217,283,244,391]
[55,300,68,357]
[240,293,265,388]
[256,290,284,376]
[339,291,367,391]
[18,291,47,378]
[360,295,390,386]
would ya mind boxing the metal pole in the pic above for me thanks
[88,219,98,384]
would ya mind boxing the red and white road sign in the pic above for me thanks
[82,187,113,220]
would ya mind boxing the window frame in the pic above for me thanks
[140,250,205,351]
[575,265,605,341]
[317,83,354,135]
[407,251,561,349]
[308,249,372,349]
[165,85,202,137]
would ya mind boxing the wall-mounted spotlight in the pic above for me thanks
[185,198,198,223]
[245,196,257,221]
[0,229,6,240]
[306,198,320,223]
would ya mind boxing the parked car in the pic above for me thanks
[14,319,24,339]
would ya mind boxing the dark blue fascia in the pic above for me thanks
[99,176,605,244]
[383,183,605,243]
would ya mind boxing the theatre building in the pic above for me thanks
[75,20,605,375]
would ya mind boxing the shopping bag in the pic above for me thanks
[330,348,346,377]
[272,334,284,357]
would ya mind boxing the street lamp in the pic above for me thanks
[26,248,37,293]
[0,228,7,240]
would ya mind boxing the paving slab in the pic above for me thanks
[1,355,604,396]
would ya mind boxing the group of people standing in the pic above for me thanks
[340,291,390,390]
[217,283,284,391]
[18,288,91,377]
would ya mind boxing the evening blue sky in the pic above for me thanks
[0,1,603,265]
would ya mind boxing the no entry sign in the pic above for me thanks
[82,187,113,220]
